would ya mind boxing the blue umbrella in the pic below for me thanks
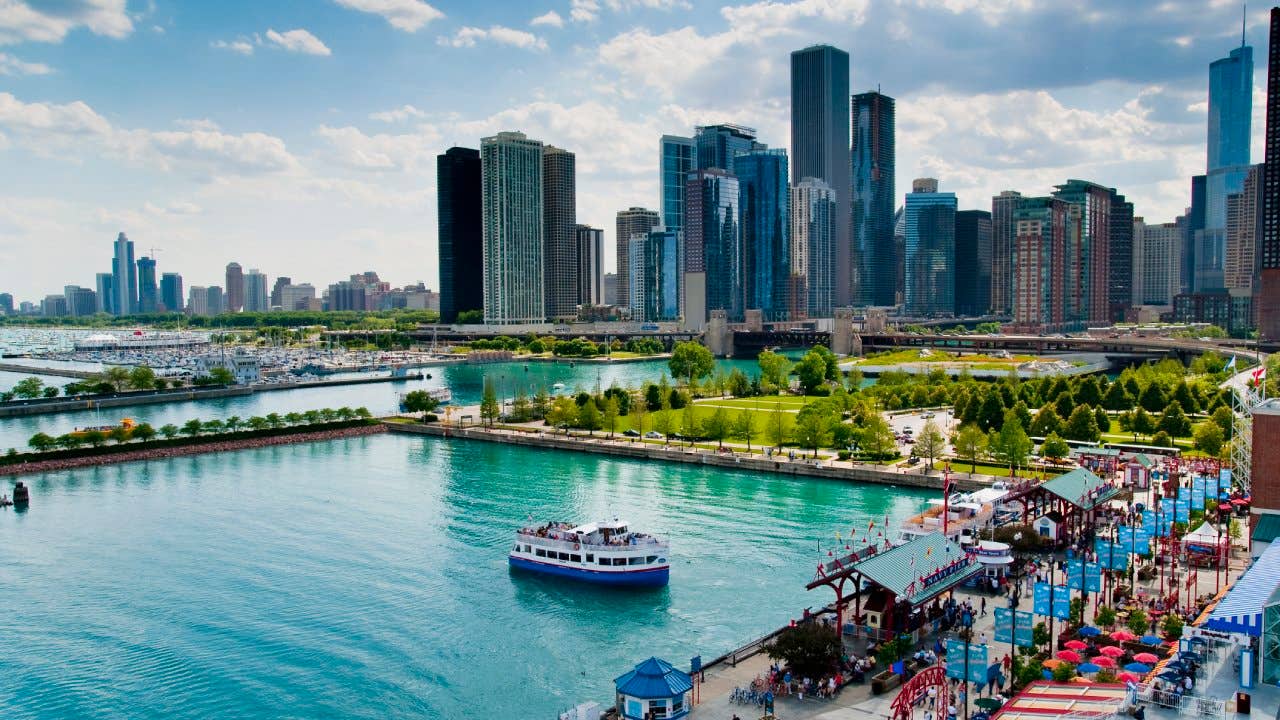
[1140,635,1162,645]
[1125,662,1152,673]
[1079,627,1102,637]
[1078,663,1102,673]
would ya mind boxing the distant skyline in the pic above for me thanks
[0,0,1271,300]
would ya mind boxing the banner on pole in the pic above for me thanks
[993,607,1035,647]
[1033,582,1071,619]
[1066,559,1103,593]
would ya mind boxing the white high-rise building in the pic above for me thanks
[482,131,545,325]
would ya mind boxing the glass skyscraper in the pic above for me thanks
[660,135,694,234]
[136,256,158,313]
[481,131,545,325]
[111,232,136,316]
[615,207,660,310]
[903,179,956,316]
[954,210,992,317]
[687,169,740,321]
[542,145,578,320]
[694,124,761,174]
[628,229,681,322]
[1201,40,1253,292]
[737,149,790,320]
[790,178,835,318]
[791,44,851,308]
[850,91,896,307]
[160,272,183,313]
[437,147,483,323]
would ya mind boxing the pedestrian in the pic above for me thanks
[980,597,987,616]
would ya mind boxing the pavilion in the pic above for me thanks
[1004,467,1120,542]
[613,657,693,720]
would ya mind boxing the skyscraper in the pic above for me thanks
[990,191,1022,315]
[694,124,762,173]
[615,207,660,311]
[1053,179,1112,325]
[270,276,292,310]
[1200,37,1254,292]
[225,262,244,313]
[437,147,484,323]
[1186,175,1207,294]
[1226,164,1265,296]
[137,256,158,313]
[850,91,895,307]
[1260,8,1280,342]
[628,229,681,322]
[482,131,545,325]
[111,232,136,316]
[954,210,992,317]
[660,135,694,235]
[95,272,114,315]
[576,225,604,307]
[244,269,269,312]
[64,285,97,318]
[686,169,740,323]
[903,179,956,316]
[737,149,791,319]
[1132,217,1183,307]
[1011,197,1068,331]
[790,46,850,307]
[161,272,184,313]
[790,178,835,319]
[542,145,578,320]
[1108,191,1135,321]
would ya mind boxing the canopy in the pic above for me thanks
[834,531,982,606]
[1182,522,1227,547]
[1204,540,1280,636]
[1039,468,1118,511]
[614,657,692,700]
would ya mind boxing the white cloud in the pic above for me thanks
[531,10,565,27]
[570,0,687,22]
[570,0,599,22]
[265,28,331,56]
[211,38,254,55]
[369,104,427,123]
[0,51,51,75]
[332,0,443,32]
[437,25,547,51]
[0,0,133,45]
[315,124,442,171]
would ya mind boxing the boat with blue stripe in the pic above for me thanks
[509,519,669,588]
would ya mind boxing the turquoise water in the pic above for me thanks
[0,433,930,719]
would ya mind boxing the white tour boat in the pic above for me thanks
[509,519,669,587]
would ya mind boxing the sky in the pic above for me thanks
[0,0,1270,302]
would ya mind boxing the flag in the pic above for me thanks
[925,547,933,557]
[868,520,875,531]
[1225,356,1237,371]
[1252,366,1267,387]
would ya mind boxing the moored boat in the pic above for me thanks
[509,519,669,587]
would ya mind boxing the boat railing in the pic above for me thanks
[516,532,668,553]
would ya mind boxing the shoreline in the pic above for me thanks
[0,423,387,477]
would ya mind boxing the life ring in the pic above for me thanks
[573,543,580,550]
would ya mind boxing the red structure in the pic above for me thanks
[889,666,947,720]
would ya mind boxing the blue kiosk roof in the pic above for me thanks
[1204,541,1280,636]
[615,657,693,700]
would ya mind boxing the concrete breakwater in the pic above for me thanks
[0,423,387,477]
[383,421,996,492]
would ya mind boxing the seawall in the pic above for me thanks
[383,421,996,492]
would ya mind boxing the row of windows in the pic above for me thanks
[522,545,659,566]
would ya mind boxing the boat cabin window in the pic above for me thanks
[535,549,547,558]
[612,558,627,566]
[557,552,571,561]
[585,554,594,562]
[598,558,611,566]
[628,557,645,566]
[524,545,531,553]
[570,554,581,563]
[646,556,657,564]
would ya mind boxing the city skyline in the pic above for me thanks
[0,1,1270,300]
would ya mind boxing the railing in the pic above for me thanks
[516,533,669,553]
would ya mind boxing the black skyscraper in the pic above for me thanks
[1108,190,1134,321]
[1259,8,1280,341]
[437,147,483,323]
[851,91,896,307]
[954,210,991,317]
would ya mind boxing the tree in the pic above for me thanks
[1029,406,1063,438]
[644,382,664,411]
[728,369,752,398]
[602,396,620,438]
[1193,422,1225,457]
[758,350,792,392]
[977,390,1005,432]
[547,397,578,433]
[704,406,731,449]
[765,622,842,679]
[57,433,83,450]
[916,419,946,468]
[1011,400,1033,432]
[128,365,156,390]
[533,386,552,418]
[480,378,500,427]
[1157,401,1192,438]
[247,416,269,431]
[12,377,43,399]
[1063,405,1101,442]
[1074,376,1103,407]
[1040,432,1070,462]
[857,413,897,463]
[42,386,59,398]
[989,415,1032,472]
[767,403,791,449]
[225,416,242,432]
[1152,430,1174,448]
[796,349,829,394]
[266,412,283,428]
[1212,405,1234,435]
[207,366,236,385]
[1131,407,1156,437]
[794,401,836,458]
[1094,406,1111,435]
[132,423,156,442]
[1053,392,1075,420]
[159,423,180,439]
[181,419,204,437]
[1138,383,1167,413]
[630,392,648,437]
[81,429,107,447]
[108,425,130,444]
[1102,381,1132,411]
[284,412,303,426]
[402,390,441,420]
[28,432,55,452]
[1127,608,1150,636]
[577,398,603,436]
[653,400,676,444]
[954,424,987,474]
[730,409,757,452]
[1172,382,1200,414]
[668,341,714,386]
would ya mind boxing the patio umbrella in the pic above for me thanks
[1125,662,1152,673]
[1219,503,1232,512]
[1042,659,1065,669]
[974,698,1003,711]
[1078,663,1102,673]
[1099,646,1125,657]
[1065,640,1088,651]
[1078,626,1102,637]
[1093,656,1117,668]
[1133,653,1159,664]
[1140,635,1162,645]
[1111,630,1137,641]
[1057,650,1082,663]
[1118,672,1140,683]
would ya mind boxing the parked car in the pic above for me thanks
[644,431,663,439]
[623,429,641,437]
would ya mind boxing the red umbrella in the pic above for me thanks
[1110,630,1137,641]
[1065,640,1088,651]
[1219,503,1232,511]
[1118,672,1140,683]
[1099,646,1125,658]
[1133,653,1160,664]
[1056,650,1082,663]
[1093,656,1117,668]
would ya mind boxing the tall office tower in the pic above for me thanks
[791,45,851,305]
[850,91,895,306]
[694,124,763,173]
[270,276,292,309]
[160,273,184,313]
[1263,8,1280,342]
[628,229,681,323]
[737,149,791,320]
[1199,36,1254,292]
[187,286,224,317]
[244,269,269,312]
[1011,197,1068,331]
[602,274,618,306]
[95,272,114,314]
[0,293,12,315]
[542,145,578,320]
[1107,191,1134,321]
[111,232,137,315]
[225,262,244,312]
[903,179,957,316]
[42,295,68,317]
[954,210,993,316]
[684,169,738,328]
[893,207,905,305]
[790,178,836,319]
[63,286,97,317]
[615,207,660,310]
[1185,175,1206,294]
[1052,179,1113,325]
[437,147,484,323]
[482,131,546,325]
[660,135,695,235]
[327,281,368,311]
[990,191,1022,315]
[1226,164,1265,295]
[280,283,318,311]
[576,225,604,307]
[136,256,158,313]
[1132,217,1183,307]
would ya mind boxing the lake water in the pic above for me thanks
[0,433,930,719]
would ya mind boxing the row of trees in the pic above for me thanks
[3,364,240,404]
[468,334,667,358]
[0,309,439,331]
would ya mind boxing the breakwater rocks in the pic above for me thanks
[0,423,386,476]
[384,421,996,492]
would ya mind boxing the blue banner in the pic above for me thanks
[945,639,988,684]
[1175,498,1190,523]
[968,644,989,684]
[1033,582,1071,619]
[994,607,1035,647]
[1220,469,1232,494]
[1066,559,1103,593]
[1191,478,1205,510]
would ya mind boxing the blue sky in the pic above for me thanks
[0,0,1270,301]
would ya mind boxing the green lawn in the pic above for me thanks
[930,460,1067,478]
[851,349,1039,367]
[692,395,816,411]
